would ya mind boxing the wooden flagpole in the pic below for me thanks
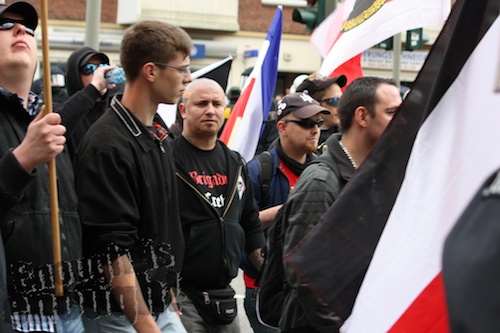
[40,0,63,297]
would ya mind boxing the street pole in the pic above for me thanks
[84,0,102,50]
[392,32,401,88]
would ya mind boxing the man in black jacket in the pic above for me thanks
[171,78,265,332]
[75,20,193,333]
[280,77,402,333]
[59,46,119,158]
[0,2,83,332]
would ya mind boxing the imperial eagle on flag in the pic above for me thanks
[285,0,499,332]
[219,7,282,163]
[318,0,450,76]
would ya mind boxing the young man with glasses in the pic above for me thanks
[59,46,118,158]
[279,77,402,333]
[74,20,193,333]
[0,2,84,332]
[296,73,347,153]
[242,92,329,333]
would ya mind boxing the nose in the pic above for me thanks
[14,23,33,37]
[183,70,193,84]
[311,123,320,133]
[205,104,216,115]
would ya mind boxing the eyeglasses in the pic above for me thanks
[320,97,340,107]
[80,63,109,75]
[282,118,324,129]
[0,19,35,37]
[152,62,191,74]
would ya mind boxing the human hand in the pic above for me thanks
[12,107,66,172]
[91,64,117,95]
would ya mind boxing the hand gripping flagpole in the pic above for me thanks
[40,0,64,297]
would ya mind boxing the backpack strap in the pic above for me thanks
[255,151,273,197]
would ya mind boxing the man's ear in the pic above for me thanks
[354,106,369,129]
[142,62,156,83]
[179,103,187,120]
[276,120,287,136]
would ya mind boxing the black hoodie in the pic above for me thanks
[57,47,123,158]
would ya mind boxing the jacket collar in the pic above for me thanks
[110,94,160,152]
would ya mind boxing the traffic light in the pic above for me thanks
[405,28,428,51]
[377,37,394,51]
[292,0,332,32]
[292,6,318,31]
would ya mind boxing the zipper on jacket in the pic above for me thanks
[176,165,243,278]
[157,140,165,153]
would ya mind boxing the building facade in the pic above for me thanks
[15,0,440,95]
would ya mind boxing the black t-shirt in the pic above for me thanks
[177,136,228,214]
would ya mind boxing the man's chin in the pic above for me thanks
[305,144,318,153]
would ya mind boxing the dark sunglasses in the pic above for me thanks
[80,63,109,75]
[0,19,34,37]
[283,118,324,129]
[320,97,340,107]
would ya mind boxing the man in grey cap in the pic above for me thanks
[0,2,84,332]
[242,92,330,332]
[296,73,347,153]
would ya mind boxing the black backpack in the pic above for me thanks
[255,153,341,328]
[255,151,273,198]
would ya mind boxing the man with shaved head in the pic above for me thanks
[171,78,265,332]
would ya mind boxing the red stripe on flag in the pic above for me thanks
[329,54,363,91]
[388,273,450,333]
[219,78,256,144]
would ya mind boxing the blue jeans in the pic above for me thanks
[82,305,186,333]
[55,305,84,333]
[244,288,279,333]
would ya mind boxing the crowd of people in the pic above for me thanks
[0,2,407,333]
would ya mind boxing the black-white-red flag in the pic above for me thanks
[285,0,499,331]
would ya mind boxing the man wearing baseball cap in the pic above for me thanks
[296,73,347,153]
[0,2,84,332]
[243,92,329,332]
[0,1,38,32]
[61,46,118,158]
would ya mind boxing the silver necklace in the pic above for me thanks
[339,140,357,169]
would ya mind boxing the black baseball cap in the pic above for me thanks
[296,73,347,98]
[0,2,38,30]
[79,48,110,68]
[276,92,330,121]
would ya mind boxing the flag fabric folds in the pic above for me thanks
[318,0,450,76]
[219,7,282,163]
[191,55,233,91]
[285,0,499,332]
[157,56,233,127]
[310,0,362,88]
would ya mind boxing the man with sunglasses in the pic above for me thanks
[296,73,347,154]
[279,77,402,333]
[58,46,119,158]
[0,2,84,332]
[242,92,329,332]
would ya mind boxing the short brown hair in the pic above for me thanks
[338,77,397,132]
[120,20,192,82]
